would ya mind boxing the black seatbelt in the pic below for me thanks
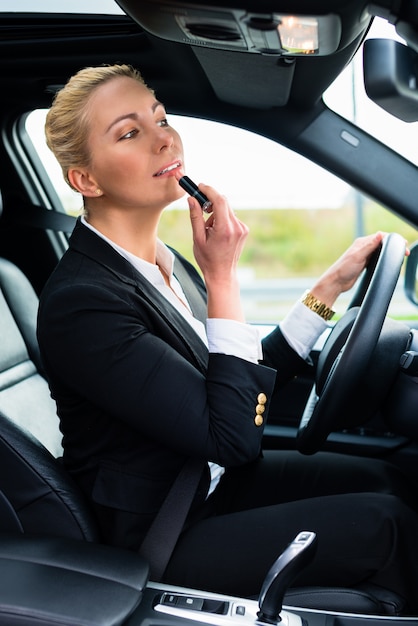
[173,254,207,324]
[3,204,77,234]
[139,458,204,582]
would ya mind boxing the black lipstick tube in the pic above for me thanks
[178,176,213,213]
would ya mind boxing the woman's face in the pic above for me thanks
[82,75,186,210]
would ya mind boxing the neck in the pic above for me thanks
[85,205,161,263]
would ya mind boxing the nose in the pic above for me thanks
[153,126,174,152]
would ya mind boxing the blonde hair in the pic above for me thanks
[45,64,149,188]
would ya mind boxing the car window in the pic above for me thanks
[24,108,418,325]
[26,109,353,215]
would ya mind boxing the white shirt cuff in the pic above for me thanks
[206,318,263,364]
[280,299,329,360]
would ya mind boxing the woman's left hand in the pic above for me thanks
[309,231,409,309]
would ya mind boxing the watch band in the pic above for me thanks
[301,290,335,321]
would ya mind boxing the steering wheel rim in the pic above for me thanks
[296,232,407,455]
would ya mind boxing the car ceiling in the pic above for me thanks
[0,1,373,115]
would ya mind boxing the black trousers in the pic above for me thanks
[164,450,418,612]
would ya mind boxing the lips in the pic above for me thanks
[153,161,182,177]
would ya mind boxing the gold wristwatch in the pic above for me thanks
[301,290,335,321]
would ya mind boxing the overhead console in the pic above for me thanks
[115,0,373,109]
[115,0,342,57]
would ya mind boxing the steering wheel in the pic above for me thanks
[297,232,411,455]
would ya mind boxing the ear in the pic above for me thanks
[68,168,99,197]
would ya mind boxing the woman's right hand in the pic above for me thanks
[188,183,249,322]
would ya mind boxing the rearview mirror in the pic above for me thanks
[363,38,418,122]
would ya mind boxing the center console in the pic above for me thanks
[125,583,418,626]
[0,532,415,626]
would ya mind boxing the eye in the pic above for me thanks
[157,118,169,128]
[120,128,138,140]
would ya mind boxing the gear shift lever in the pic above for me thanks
[257,531,317,624]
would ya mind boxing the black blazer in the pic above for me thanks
[37,219,310,550]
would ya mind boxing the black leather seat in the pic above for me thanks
[0,533,148,626]
[0,247,405,616]
[0,254,100,540]
[0,254,63,458]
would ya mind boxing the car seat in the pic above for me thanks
[0,253,100,540]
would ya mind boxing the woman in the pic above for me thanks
[37,64,418,611]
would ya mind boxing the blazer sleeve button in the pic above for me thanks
[257,392,267,405]
[254,415,264,426]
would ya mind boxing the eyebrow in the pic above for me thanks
[105,100,165,134]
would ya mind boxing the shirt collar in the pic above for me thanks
[80,215,175,286]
